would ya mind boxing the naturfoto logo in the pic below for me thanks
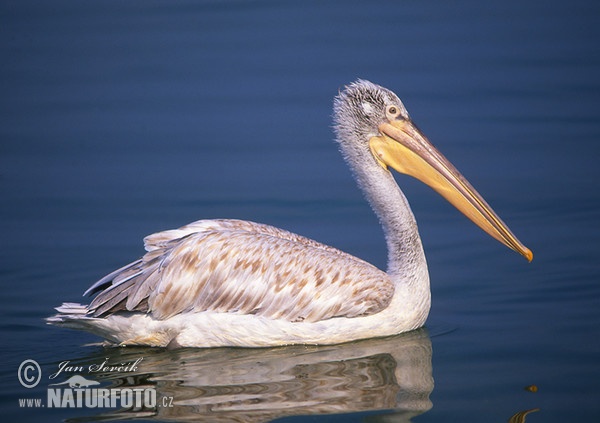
[17,358,172,411]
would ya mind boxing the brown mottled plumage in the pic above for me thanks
[87,219,394,322]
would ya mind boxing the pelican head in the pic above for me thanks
[333,80,532,261]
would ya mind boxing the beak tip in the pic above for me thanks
[523,247,533,262]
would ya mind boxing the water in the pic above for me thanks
[1,0,599,421]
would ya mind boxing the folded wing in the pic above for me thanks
[86,219,394,323]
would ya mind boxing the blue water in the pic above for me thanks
[2,0,599,421]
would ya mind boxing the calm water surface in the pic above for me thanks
[1,1,599,422]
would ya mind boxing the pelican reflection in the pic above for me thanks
[60,329,433,422]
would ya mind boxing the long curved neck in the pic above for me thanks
[350,159,429,285]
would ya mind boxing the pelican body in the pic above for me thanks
[47,81,532,347]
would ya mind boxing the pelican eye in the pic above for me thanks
[385,105,401,120]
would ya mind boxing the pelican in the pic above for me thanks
[47,80,532,347]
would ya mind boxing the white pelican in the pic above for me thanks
[47,80,532,347]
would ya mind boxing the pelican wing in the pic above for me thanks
[87,219,394,323]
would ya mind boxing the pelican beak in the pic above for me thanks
[369,119,533,262]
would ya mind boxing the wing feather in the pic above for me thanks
[86,219,394,323]
[83,260,142,297]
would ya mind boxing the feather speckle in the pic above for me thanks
[87,219,394,323]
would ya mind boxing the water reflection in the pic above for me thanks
[64,329,433,422]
